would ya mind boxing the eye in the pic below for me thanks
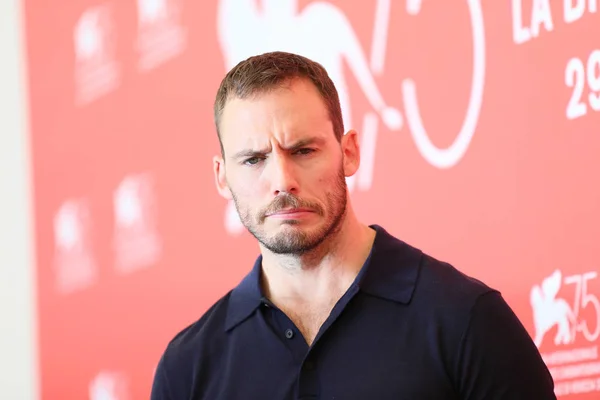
[243,156,264,166]
[295,148,315,156]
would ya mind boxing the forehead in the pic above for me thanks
[219,79,334,150]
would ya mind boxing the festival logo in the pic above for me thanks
[112,172,162,275]
[89,371,130,400]
[135,0,187,72]
[531,269,600,396]
[73,3,120,106]
[53,198,98,294]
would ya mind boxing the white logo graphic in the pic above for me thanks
[113,173,162,274]
[531,269,600,348]
[531,270,577,347]
[53,199,98,294]
[74,4,120,106]
[139,0,169,23]
[216,0,486,235]
[136,0,187,72]
[89,371,130,400]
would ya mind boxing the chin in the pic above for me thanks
[264,230,325,255]
[259,220,320,245]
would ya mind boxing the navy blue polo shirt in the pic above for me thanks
[151,225,556,399]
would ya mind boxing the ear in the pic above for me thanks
[341,129,360,177]
[213,155,233,200]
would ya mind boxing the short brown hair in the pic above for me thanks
[213,51,344,155]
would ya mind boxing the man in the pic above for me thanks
[151,51,556,399]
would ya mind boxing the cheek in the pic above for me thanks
[323,167,341,184]
[229,172,264,202]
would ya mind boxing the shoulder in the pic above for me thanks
[387,240,498,334]
[374,226,496,307]
[453,283,556,397]
[367,225,497,312]
[417,251,497,304]
[367,227,500,334]
[388,241,554,395]
[373,228,504,330]
[151,291,233,399]
[411,249,505,336]
[165,290,232,362]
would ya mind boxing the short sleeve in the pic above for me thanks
[455,291,557,399]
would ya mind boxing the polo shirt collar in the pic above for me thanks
[356,225,422,303]
[225,254,265,331]
[225,224,423,331]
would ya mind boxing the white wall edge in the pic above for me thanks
[0,0,40,399]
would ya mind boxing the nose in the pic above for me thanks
[268,154,299,196]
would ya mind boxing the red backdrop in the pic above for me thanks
[23,0,600,398]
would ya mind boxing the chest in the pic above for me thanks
[190,304,457,400]
[283,302,334,346]
[194,332,455,400]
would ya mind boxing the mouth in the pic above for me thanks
[265,208,315,219]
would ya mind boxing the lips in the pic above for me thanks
[266,208,314,217]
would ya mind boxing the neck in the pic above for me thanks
[259,207,376,305]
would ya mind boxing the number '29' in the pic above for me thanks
[565,50,600,120]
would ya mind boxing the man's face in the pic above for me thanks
[214,78,359,255]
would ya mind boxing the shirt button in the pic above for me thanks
[285,329,294,339]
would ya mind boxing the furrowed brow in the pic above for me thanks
[232,148,268,160]
[285,137,325,151]
[232,137,326,160]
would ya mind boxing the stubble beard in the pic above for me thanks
[232,167,348,255]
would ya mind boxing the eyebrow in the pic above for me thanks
[232,137,326,160]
